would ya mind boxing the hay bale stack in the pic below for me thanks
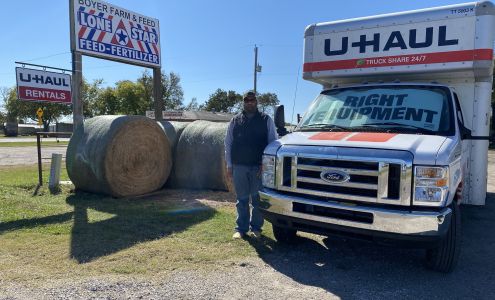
[158,121,191,153]
[66,115,172,197]
[169,120,232,191]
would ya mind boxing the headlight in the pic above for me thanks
[262,155,276,188]
[413,166,449,206]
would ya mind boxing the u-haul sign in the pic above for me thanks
[303,4,493,75]
[72,0,161,68]
[16,68,72,104]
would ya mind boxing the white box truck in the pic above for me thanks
[261,1,495,272]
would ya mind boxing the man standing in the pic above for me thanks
[225,91,278,239]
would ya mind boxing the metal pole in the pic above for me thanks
[72,52,83,131]
[254,45,258,94]
[37,133,42,186]
[70,0,83,131]
[153,67,163,121]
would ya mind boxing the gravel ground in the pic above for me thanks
[0,146,67,166]
[1,152,494,299]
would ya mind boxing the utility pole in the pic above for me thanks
[253,45,261,94]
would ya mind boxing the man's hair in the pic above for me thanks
[243,91,256,100]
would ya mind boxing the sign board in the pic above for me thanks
[16,67,72,104]
[146,111,184,119]
[72,0,161,68]
[145,110,155,119]
[37,108,43,125]
[163,111,184,119]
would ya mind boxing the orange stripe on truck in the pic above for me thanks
[303,49,493,72]
[309,132,353,140]
[346,132,397,142]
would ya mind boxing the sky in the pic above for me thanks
[0,0,472,124]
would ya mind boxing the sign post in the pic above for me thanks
[69,0,83,131]
[153,67,163,121]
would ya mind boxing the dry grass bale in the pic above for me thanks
[66,115,172,197]
[158,121,191,153]
[158,121,192,189]
[169,120,232,191]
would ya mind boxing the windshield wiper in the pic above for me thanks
[298,124,350,131]
[358,122,435,134]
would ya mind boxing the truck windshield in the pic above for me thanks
[297,85,454,135]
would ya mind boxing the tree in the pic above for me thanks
[163,72,184,110]
[4,88,72,132]
[137,70,184,111]
[0,87,7,129]
[0,110,5,130]
[203,89,242,113]
[114,80,148,115]
[93,87,119,115]
[185,97,199,111]
[257,92,280,116]
[81,78,104,118]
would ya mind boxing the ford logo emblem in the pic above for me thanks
[320,169,350,184]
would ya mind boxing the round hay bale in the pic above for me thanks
[66,115,172,197]
[169,120,232,191]
[158,121,191,153]
[158,121,192,188]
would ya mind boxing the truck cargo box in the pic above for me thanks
[303,1,495,85]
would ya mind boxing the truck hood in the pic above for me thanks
[277,131,448,165]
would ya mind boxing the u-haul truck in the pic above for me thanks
[260,1,495,272]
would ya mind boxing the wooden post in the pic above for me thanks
[153,68,163,121]
[70,0,83,131]
[49,153,63,193]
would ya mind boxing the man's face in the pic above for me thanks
[243,96,257,113]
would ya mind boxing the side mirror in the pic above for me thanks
[274,105,288,137]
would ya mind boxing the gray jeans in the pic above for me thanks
[232,164,264,233]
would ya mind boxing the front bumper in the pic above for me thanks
[259,189,451,243]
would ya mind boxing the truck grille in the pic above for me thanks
[275,146,412,206]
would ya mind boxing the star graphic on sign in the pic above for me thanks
[115,29,128,45]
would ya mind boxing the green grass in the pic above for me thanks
[0,141,69,147]
[0,164,277,285]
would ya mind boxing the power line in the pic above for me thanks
[23,52,71,63]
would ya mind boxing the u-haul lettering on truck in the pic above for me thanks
[324,25,458,56]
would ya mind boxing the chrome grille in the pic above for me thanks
[275,146,412,206]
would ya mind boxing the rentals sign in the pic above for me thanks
[16,68,72,104]
[72,0,161,68]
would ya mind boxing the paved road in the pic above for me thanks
[0,137,70,143]
[0,146,67,166]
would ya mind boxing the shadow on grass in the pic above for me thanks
[246,192,495,299]
[66,190,215,263]
[0,212,74,234]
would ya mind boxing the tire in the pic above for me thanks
[272,224,297,243]
[425,202,461,273]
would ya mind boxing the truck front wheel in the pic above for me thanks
[272,224,297,243]
[425,202,461,273]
